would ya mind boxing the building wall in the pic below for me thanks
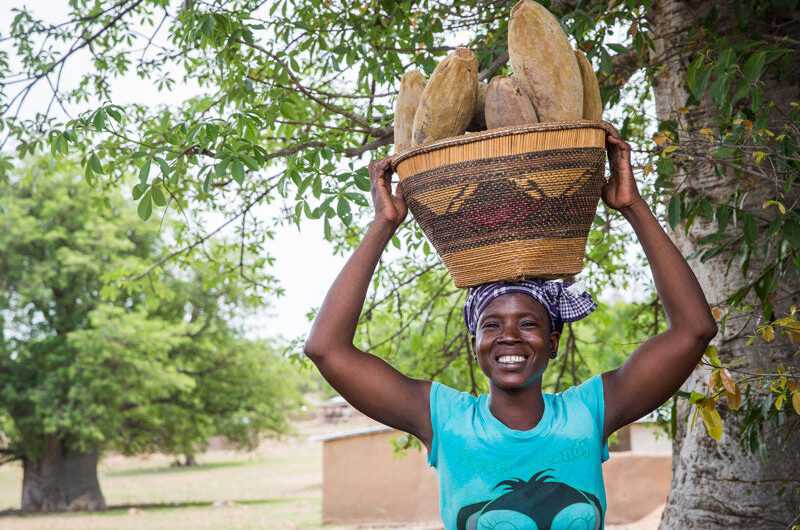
[604,453,672,524]
[629,423,671,454]
[322,428,440,525]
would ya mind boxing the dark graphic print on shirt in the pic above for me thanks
[455,470,603,530]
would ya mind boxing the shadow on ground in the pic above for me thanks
[0,497,301,517]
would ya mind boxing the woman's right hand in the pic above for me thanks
[368,156,407,229]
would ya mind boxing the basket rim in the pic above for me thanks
[391,119,613,169]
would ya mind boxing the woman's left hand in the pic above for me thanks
[602,125,644,212]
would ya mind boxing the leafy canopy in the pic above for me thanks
[0,157,300,462]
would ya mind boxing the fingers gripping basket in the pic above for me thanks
[392,121,610,288]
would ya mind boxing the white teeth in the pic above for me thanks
[498,355,526,364]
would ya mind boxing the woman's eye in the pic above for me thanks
[482,322,499,330]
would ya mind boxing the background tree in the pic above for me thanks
[0,158,301,511]
[2,0,799,525]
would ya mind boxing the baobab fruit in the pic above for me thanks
[394,70,426,153]
[575,49,603,120]
[508,0,583,121]
[484,75,539,129]
[411,48,478,146]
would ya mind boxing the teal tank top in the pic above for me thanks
[428,375,609,529]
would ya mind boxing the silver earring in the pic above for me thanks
[549,351,557,359]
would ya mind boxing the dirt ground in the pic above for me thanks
[0,415,660,529]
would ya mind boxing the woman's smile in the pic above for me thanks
[473,293,560,389]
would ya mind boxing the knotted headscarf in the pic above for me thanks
[463,279,598,336]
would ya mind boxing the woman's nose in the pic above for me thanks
[498,325,522,342]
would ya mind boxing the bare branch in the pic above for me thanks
[478,48,509,81]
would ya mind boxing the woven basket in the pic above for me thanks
[392,120,610,288]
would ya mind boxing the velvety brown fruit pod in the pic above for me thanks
[394,70,427,152]
[484,75,539,129]
[508,0,583,121]
[411,48,478,146]
[466,81,489,132]
[574,50,603,120]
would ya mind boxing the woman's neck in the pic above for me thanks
[488,382,546,431]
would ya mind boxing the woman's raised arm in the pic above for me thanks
[304,156,433,448]
[600,128,718,440]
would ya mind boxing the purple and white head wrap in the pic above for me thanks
[463,279,598,336]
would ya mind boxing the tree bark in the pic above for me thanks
[21,435,106,512]
[648,1,800,528]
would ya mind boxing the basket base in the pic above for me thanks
[442,238,587,288]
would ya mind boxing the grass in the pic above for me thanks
[0,417,409,530]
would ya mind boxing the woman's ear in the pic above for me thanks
[549,331,560,356]
[471,336,477,360]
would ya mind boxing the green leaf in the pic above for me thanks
[137,190,153,220]
[354,171,371,192]
[90,153,104,175]
[202,169,214,193]
[132,183,146,200]
[323,217,332,240]
[689,391,706,404]
[231,158,245,185]
[239,153,259,171]
[686,55,706,99]
[151,185,166,207]
[656,157,674,180]
[713,147,737,159]
[731,82,750,105]
[608,43,628,54]
[743,213,757,247]
[138,160,151,185]
[84,160,95,186]
[717,48,736,69]
[716,205,730,233]
[106,106,123,123]
[93,109,107,130]
[154,157,171,178]
[709,74,730,107]
[667,195,682,228]
[692,68,712,100]
[598,48,612,74]
[742,52,766,82]
[336,197,352,225]
[214,158,230,178]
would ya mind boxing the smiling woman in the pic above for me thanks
[304,127,718,529]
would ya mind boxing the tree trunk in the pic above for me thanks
[649,1,800,528]
[21,435,106,512]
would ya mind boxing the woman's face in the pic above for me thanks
[472,293,560,391]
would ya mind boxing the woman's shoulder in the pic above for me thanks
[430,381,480,421]
[551,375,604,409]
[431,381,480,406]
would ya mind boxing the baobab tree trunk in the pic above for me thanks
[648,1,800,528]
[21,435,106,512]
